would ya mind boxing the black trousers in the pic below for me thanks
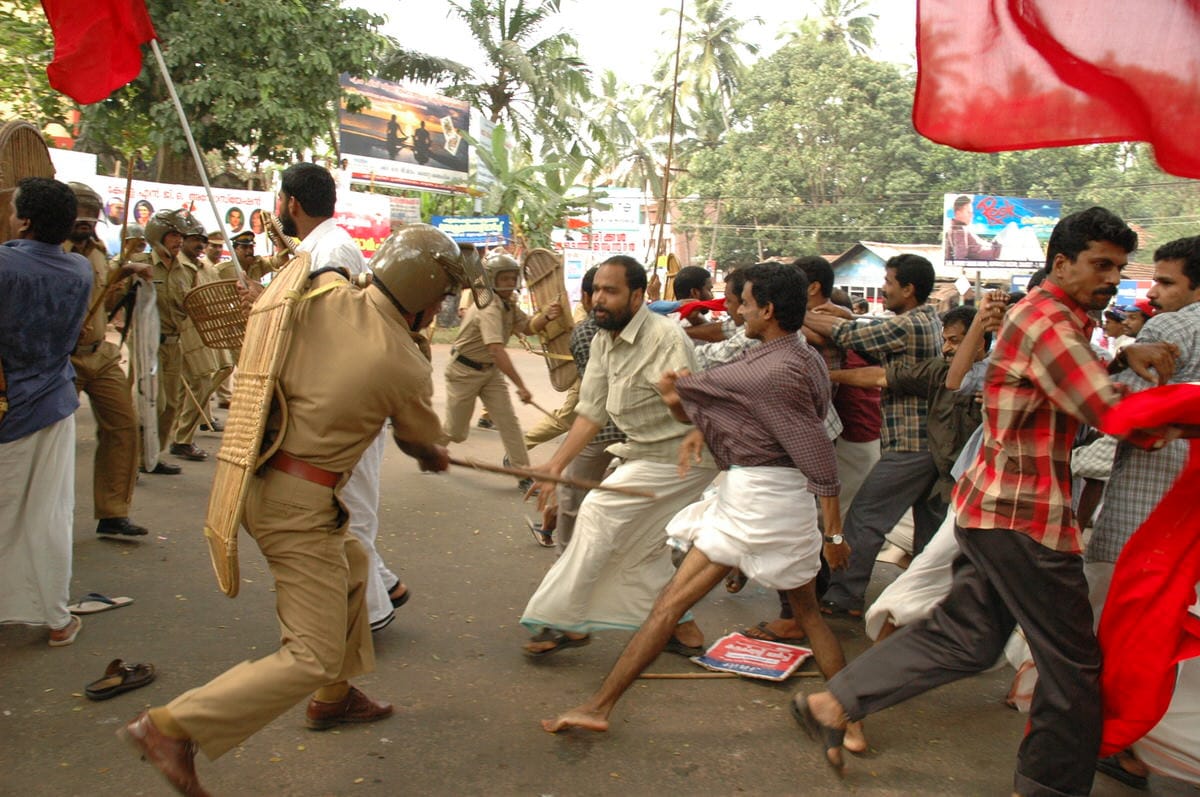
[827,526,1101,797]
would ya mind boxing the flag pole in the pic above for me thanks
[147,39,244,281]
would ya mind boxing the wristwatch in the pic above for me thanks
[824,534,844,545]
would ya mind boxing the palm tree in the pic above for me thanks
[652,0,762,114]
[816,0,878,56]
[442,0,593,146]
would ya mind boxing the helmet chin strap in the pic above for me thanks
[371,279,421,331]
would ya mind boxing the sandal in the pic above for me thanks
[741,621,808,646]
[85,659,156,700]
[724,569,748,594]
[819,600,863,619]
[386,582,411,610]
[527,519,555,548]
[524,628,591,658]
[791,694,846,777]
[664,637,705,658]
[68,592,134,615]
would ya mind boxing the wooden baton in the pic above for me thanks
[448,456,656,499]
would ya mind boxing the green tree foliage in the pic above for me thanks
[0,0,73,133]
[72,1,389,178]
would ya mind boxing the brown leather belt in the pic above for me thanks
[267,451,341,488]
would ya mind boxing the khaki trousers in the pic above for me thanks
[72,342,137,518]
[174,365,230,445]
[524,378,578,450]
[155,339,182,453]
[439,359,529,467]
[167,467,373,759]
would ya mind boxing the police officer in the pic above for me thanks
[65,182,151,535]
[439,253,561,487]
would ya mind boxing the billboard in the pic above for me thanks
[943,194,1061,270]
[431,215,511,246]
[339,74,471,194]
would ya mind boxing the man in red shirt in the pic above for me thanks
[796,207,1182,794]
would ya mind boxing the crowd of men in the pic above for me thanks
[2,169,1198,796]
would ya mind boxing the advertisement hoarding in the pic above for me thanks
[430,215,510,246]
[339,74,471,194]
[943,193,1061,270]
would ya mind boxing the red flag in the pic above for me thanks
[42,0,156,105]
[914,0,1200,178]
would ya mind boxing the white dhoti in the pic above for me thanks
[0,415,76,629]
[520,458,716,634]
[341,429,398,626]
[865,512,960,640]
[667,466,821,591]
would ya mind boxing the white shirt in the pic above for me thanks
[298,218,366,277]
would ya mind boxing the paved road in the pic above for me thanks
[0,345,1173,796]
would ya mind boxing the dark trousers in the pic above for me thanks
[821,450,945,612]
[827,526,1101,797]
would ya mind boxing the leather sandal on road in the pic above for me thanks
[792,695,846,777]
[524,629,591,658]
[85,659,156,700]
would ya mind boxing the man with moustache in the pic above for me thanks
[798,208,1182,795]
[64,183,152,535]
[520,255,717,657]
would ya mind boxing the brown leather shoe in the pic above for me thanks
[305,686,393,730]
[119,711,210,796]
[169,443,208,461]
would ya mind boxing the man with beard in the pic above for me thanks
[275,162,410,632]
[520,255,717,656]
[797,208,1181,794]
[64,183,151,535]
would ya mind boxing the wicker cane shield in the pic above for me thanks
[202,250,312,596]
[522,248,578,392]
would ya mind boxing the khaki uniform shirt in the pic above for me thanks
[577,304,713,466]
[217,253,285,282]
[137,250,189,337]
[452,298,529,364]
[269,272,441,477]
[64,240,120,348]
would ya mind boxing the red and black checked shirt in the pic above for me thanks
[953,281,1145,552]
[674,334,840,496]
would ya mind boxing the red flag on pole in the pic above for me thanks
[41,0,157,105]
[914,0,1200,178]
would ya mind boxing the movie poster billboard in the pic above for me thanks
[339,74,471,194]
[942,194,1061,270]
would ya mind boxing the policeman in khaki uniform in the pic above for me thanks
[172,217,233,454]
[134,210,192,473]
[440,253,561,485]
[64,183,151,536]
[211,231,284,409]
[120,224,487,797]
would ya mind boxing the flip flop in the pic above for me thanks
[791,694,846,777]
[664,637,706,658]
[524,629,591,658]
[1096,754,1149,790]
[724,569,748,594]
[84,659,156,700]
[527,519,555,548]
[386,581,412,610]
[741,621,808,646]
[68,592,134,615]
[48,615,82,647]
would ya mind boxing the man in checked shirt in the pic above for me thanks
[798,207,1183,795]
[540,263,865,755]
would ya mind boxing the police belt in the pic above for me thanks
[452,350,492,371]
[267,450,341,488]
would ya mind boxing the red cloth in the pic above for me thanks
[914,0,1200,179]
[1097,383,1200,755]
[676,298,725,319]
[42,0,156,105]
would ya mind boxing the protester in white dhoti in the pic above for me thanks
[0,178,93,646]
[540,262,866,756]
[280,163,409,631]
[521,255,717,657]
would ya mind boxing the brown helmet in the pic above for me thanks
[178,209,207,240]
[145,209,188,258]
[483,252,521,288]
[68,182,102,223]
[370,224,493,322]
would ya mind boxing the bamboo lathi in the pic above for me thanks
[448,456,656,499]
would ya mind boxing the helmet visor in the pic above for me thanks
[438,248,494,309]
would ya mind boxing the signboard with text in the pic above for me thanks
[430,215,510,245]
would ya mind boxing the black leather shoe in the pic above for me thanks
[141,461,182,475]
[97,517,149,536]
[170,443,208,461]
[199,419,224,432]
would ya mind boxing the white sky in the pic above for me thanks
[350,0,916,89]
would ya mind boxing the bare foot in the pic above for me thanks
[844,720,868,754]
[541,707,610,733]
[761,618,805,639]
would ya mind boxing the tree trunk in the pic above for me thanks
[156,145,200,184]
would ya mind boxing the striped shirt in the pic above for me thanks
[674,334,839,496]
[576,304,709,466]
[830,304,942,452]
[953,282,1148,552]
[1088,301,1200,562]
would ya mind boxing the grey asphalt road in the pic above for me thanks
[0,345,1180,796]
